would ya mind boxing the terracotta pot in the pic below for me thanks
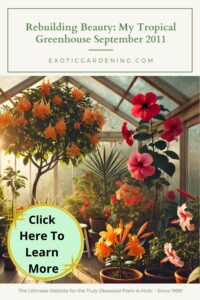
[174,269,188,283]
[144,268,175,283]
[89,217,107,232]
[100,267,143,283]
[2,253,16,271]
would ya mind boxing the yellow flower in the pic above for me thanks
[99,224,121,245]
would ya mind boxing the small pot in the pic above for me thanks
[100,267,143,283]
[89,217,107,232]
[174,269,188,284]
[144,268,175,283]
[2,253,16,271]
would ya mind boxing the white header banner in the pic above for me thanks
[7,8,192,73]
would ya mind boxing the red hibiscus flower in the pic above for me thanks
[84,201,91,208]
[127,151,155,181]
[79,207,85,216]
[110,195,117,205]
[115,180,123,187]
[166,190,176,201]
[160,117,183,142]
[131,92,160,122]
[177,188,196,201]
[121,122,134,146]
[104,208,111,218]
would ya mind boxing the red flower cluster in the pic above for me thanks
[161,117,183,142]
[121,122,134,146]
[131,92,160,122]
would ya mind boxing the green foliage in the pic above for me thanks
[63,195,85,222]
[83,146,127,202]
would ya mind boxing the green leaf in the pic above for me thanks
[164,150,179,160]
[153,114,165,121]
[152,153,169,169]
[134,133,152,141]
[188,267,200,283]
[23,157,29,166]
[163,162,176,177]
[155,140,167,150]
[139,120,149,125]
[159,177,170,186]
[160,105,170,112]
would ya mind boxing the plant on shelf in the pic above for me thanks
[0,80,105,204]
[121,92,184,229]
[95,218,154,283]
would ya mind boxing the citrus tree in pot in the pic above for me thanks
[95,218,154,283]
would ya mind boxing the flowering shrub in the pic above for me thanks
[95,219,153,278]
[121,92,184,226]
[0,80,104,203]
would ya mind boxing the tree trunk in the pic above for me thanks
[31,171,41,205]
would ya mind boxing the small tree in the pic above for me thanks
[0,80,105,204]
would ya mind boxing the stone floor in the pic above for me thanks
[0,254,102,284]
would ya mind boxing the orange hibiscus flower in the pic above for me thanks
[55,120,66,137]
[68,145,80,157]
[99,224,121,245]
[74,122,80,129]
[33,99,50,120]
[95,240,114,262]
[53,96,62,106]
[17,97,31,112]
[40,79,51,94]
[88,134,99,146]
[44,125,56,141]
[0,111,13,129]
[71,88,84,101]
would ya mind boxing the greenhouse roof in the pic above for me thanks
[0,76,199,128]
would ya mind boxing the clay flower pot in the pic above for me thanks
[174,269,188,283]
[89,217,107,232]
[2,253,16,271]
[144,268,175,283]
[100,267,143,283]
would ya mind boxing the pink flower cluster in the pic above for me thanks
[161,243,184,267]
[115,183,144,207]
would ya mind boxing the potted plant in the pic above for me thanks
[83,146,128,231]
[121,92,184,232]
[143,236,175,283]
[95,218,153,283]
[0,167,27,271]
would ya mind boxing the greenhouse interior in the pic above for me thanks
[0,76,199,283]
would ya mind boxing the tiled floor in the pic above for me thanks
[0,255,102,284]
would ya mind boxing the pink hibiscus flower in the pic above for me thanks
[171,203,195,231]
[127,151,155,181]
[160,243,184,267]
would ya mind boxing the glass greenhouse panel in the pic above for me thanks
[71,76,121,106]
[0,76,28,91]
[161,77,200,98]
[188,123,200,197]
[105,76,134,89]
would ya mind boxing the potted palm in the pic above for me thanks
[95,218,153,283]
[84,146,128,232]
